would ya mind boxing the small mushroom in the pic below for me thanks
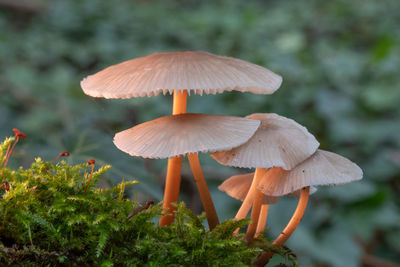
[257,150,363,196]
[211,113,319,238]
[81,51,282,226]
[255,149,362,265]
[114,113,260,229]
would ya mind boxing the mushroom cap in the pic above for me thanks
[210,113,319,170]
[257,150,363,196]
[218,172,317,204]
[113,113,260,159]
[81,51,282,98]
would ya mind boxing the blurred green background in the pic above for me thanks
[1,0,399,266]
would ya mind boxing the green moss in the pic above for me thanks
[0,138,297,266]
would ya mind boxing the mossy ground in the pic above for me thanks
[0,137,297,266]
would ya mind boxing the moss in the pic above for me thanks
[0,137,297,266]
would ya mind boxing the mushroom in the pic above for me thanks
[81,51,282,226]
[254,149,363,265]
[211,113,319,238]
[218,172,317,236]
[113,113,260,229]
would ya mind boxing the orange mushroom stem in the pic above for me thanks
[84,159,96,194]
[159,90,187,226]
[255,204,269,236]
[187,152,219,230]
[234,168,266,234]
[245,186,264,242]
[254,186,310,266]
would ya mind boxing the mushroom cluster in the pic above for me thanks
[81,51,362,264]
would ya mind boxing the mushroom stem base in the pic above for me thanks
[187,153,219,230]
[255,204,269,236]
[246,177,264,242]
[254,186,310,266]
[159,156,183,226]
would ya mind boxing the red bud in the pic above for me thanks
[12,128,26,139]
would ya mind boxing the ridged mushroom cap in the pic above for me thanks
[113,113,260,159]
[210,113,319,170]
[81,51,282,98]
[218,172,317,204]
[257,150,363,196]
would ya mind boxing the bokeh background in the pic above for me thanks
[1,0,399,266]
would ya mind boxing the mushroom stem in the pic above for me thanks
[159,156,183,226]
[255,204,269,236]
[245,186,264,242]
[254,186,310,266]
[159,90,188,226]
[187,152,219,230]
[172,90,188,114]
[234,167,266,234]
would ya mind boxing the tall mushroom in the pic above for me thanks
[81,51,282,225]
[113,113,260,229]
[211,113,319,238]
[254,149,363,265]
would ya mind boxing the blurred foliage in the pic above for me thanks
[0,0,399,266]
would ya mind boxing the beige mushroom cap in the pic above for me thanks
[113,113,260,159]
[210,113,319,170]
[257,150,363,196]
[81,51,282,98]
[218,172,317,204]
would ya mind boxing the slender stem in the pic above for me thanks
[273,187,310,246]
[187,152,219,230]
[234,168,266,234]
[255,204,269,236]
[246,186,264,242]
[254,187,310,266]
[159,90,188,226]
[159,156,183,226]
[2,143,11,168]
[50,152,69,163]
[3,137,19,168]
[84,164,95,194]
[172,90,188,114]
